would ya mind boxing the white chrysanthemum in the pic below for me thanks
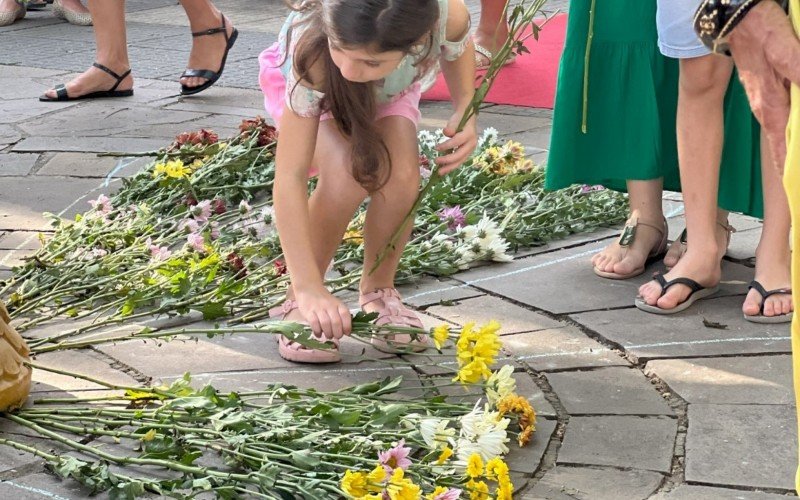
[455,405,510,463]
[483,236,513,263]
[486,365,516,406]
[478,127,499,148]
[420,418,456,451]
[473,216,503,241]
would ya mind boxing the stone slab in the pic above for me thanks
[505,418,556,475]
[13,137,167,154]
[0,124,21,146]
[558,416,677,472]
[522,466,664,500]
[572,295,791,361]
[435,369,556,417]
[645,355,793,405]
[685,404,796,490]
[0,154,38,176]
[30,350,138,392]
[512,226,618,259]
[725,227,761,263]
[0,99,80,125]
[0,176,111,231]
[425,295,563,335]
[502,326,629,371]
[0,472,94,499]
[37,153,150,178]
[546,367,673,415]
[395,275,484,308]
[650,485,793,500]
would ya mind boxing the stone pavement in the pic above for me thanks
[0,0,796,499]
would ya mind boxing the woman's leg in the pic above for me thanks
[592,179,666,277]
[178,0,235,89]
[639,54,734,309]
[474,0,510,65]
[42,0,132,98]
[742,132,793,317]
[360,116,421,296]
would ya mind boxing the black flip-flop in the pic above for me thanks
[26,1,48,11]
[39,62,133,102]
[635,273,719,315]
[180,15,238,96]
[744,280,793,324]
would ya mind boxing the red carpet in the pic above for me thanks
[421,13,567,109]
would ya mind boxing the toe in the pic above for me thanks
[656,285,687,310]
[741,290,762,316]
[613,255,638,276]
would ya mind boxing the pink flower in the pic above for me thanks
[432,488,462,500]
[420,166,432,179]
[437,205,466,231]
[89,194,112,214]
[378,439,412,474]
[192,200,212,222]
[579,184,605,194]
[90,248,108,259]
[187,232,206,253]
[180,219,200,234]
[209,221,220,240]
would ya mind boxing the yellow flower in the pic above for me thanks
[343,229,364,245]
[189,159,204,170]
[427,486,449,500]
[453,322,502,385]
[160,159,190,179]
[385,468,421,500]
[466,479,489,500]
[341,470,369,498]
[432,325,450,350]
[466,453,483,478]
[496,394,537,447]
[484,457,509,481]
[454,359,490,385]
[152,162,167,178]
[367,463,388,486]
[436,446,453,464]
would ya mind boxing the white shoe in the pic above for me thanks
[53,0,92,26]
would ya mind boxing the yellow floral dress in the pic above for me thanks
[789,0,800,494]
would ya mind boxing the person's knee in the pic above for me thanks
[679,57,732,98]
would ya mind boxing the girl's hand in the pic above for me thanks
[435,113,478,175]
[295,285,352,340]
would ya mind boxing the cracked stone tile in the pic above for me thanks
[521,466,663,500]
[504,418,556,475]
[425,295,563,335]
[0,154,38,176]
[30,350,138,392]
[650,485,793,499]
[503,326,629,371]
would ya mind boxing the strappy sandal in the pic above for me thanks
[474,42,516,70]
[359,288,429,353]
[180,15,238,96]
[52,0,92,26]
[39,62,133,102]
[635,273,719,315]
[268,299,341,363]
[593,211,668,280]
[744,280,793,324]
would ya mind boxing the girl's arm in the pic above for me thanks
[273,106,352,338]
[437,0,478,174]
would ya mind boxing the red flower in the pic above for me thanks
[172,129,219,150]
[211,198,227,215]
[239,116,278,147]
[226,252,247,278]
[273,259,287,277]
[184,194,198,207]
[419,154,430,169]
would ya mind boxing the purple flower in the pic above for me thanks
[192,200,213,222]
[187,232,206,253]
[437,205,466,231]
[377,439,412,474]
[89,194,112,214]
[180,219,200,234]
[579,184,605,194]
[432,488,462,500]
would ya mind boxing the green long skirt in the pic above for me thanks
[544,0,764,218]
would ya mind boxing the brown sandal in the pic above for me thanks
[359,288,429,353]
[593,211,668,280]
[268,300,341,364]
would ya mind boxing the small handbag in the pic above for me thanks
[693,0,790,55]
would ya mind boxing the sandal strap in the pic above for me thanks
[181,68,218,80]
[748,280,792,314]
[54,84,68,100]
[473,42,493,61]
[192,15,228,40]
[268,299,299,320]
[617,213,666,248]
[359,287,402,308]
[653,273,705,297]
[92,62,131,91]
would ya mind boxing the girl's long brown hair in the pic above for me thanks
[285,0,439,192]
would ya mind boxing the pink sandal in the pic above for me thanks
[359,288,429,353]
[269,300,341,364]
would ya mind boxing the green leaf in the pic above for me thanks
[290,449,321,469]
[352,311,379,324]
[328,408,361,426]
[258,464,280,490]
[373,376,404,396]
[200,301,227,320]
[371,403,408,426]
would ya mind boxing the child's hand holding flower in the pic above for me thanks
[436,113,478,175]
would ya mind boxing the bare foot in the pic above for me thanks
[662,232,686,268]
[180,15,235,90]
[592,212,665,278]
[60,0,89,15]
[638,223,728,310]
[742,245,793,318]
[42,63,132,99]
[473,25,510,68]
